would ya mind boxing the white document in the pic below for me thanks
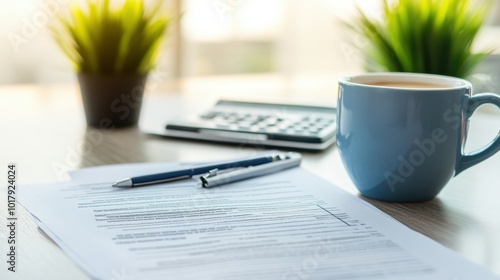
[19,167,498,280]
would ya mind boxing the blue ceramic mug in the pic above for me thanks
[337,73,500,202]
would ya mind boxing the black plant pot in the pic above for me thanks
[77,73,148,128]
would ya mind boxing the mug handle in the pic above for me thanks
[456,93,500,175]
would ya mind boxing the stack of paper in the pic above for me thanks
[18,158,499,280]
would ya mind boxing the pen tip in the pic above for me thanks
[112,179,132,188]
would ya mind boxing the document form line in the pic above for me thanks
[316,204,351,226]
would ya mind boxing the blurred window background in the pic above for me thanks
[1,0,500,92]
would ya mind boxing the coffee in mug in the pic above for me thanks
[362,81,452,89]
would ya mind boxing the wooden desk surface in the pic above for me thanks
[0,79,499,280]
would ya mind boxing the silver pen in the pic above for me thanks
[200,152,302,188]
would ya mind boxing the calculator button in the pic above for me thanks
[257,122,268,128]
[238,123,253,129]
[229,124,239,130]
[200,112,218,119]
[224,115,238,121]
[245,116,258,122]
[277,124,289,130]
[216,122,230,128]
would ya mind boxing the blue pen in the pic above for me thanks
[112,154,282,188]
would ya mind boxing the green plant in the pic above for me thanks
[346,0,493,78]
[51,0,172,74]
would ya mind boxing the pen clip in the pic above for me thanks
[202,169,219,179]
[200,167,243,180]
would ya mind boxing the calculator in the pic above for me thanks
[160,100,337,151]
